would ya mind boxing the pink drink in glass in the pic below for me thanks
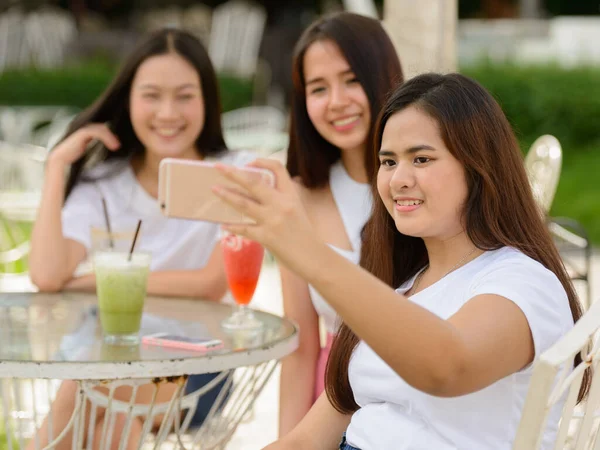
[220,233,264,331]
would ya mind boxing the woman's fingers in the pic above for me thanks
[215,164,279,205]
[247,158,295,191]
[84,124,121,150]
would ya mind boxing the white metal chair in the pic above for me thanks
[0,6,76,72]
[0,106,76,147]
[22,7,77,70]
[222,106,289,156]
[514,298,600,449]
[208,0,267,78]
[32,113,76,151]
[0,142,45,292]
[524,135,592,308]
[0,141,47,222]
[525,134,562,217]
[0,8,26,73]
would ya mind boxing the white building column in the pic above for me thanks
[383,0,458,79]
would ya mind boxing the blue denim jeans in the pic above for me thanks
[183,372,230,428]
[339,433,362,450]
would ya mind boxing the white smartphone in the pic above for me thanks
[141,332,224,352]
[158,158,275,224]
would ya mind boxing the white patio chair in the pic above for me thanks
[525,134,562,217]
[524,135,592,308]
[0,141,47,222]
[0,106,76,146]
[222,106,289,156]
[0,8,26,73]
[514,298,600,449]
[31,112,76,150]
[208,0,267,78]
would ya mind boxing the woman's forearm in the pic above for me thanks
[65,269,228,301]
[145,269,228,301]
[278,349,319,437]
[29,158,81,291]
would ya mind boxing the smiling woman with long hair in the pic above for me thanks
[27,28,256,450]
[213,72,588,450]
[278,12,403,435]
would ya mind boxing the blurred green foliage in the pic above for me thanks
[463,63,600,152]
[464,62,600,243]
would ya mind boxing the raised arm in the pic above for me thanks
[214,159,538,398]
[292,246,535,397]
[29,125,120,291]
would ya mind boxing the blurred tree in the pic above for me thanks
[459,0,483,18]
[545,0,600,15]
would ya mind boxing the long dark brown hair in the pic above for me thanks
[62,28,227,199]
[286,12,404,188]
[325,72,590,413]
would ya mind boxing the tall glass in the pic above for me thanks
[94,251,151,345]
[220,232,264,331]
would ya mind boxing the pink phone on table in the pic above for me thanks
[158,158,275,224]
[141,332,224,352]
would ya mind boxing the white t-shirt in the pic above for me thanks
[62,150,257,273]
[346,247,573,450]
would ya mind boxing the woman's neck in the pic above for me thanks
[130,150,202,199]
[422,231,482,279]
[131,156,159,199]
[339,145,369,184]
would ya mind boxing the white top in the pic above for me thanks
[308,161,372,334]
[62,150,257,273]
[346,247,573,450]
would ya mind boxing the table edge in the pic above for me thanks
[0,329,298,379]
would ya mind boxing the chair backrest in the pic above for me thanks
[0,141,47,222]
[0,106,76,145]
[513,299,600,449]
[524,134,562,216]
[221,106,289,155]
[221,106,287,133]
[208,0,267,78]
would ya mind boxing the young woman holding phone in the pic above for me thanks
[215,73,588,449]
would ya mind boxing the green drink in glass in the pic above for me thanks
[94,251,151,345]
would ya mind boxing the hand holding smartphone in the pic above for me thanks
[141,332,224,352]
[158,158,274,224]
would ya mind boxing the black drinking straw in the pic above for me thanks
[101,198,114,249]
[128,220,142,262]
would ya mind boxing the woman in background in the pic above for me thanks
[278,11,404,436]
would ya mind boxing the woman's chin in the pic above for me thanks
[145,144,198,160]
